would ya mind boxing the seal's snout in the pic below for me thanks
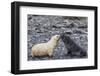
[60,33,65,39]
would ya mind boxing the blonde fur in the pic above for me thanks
[31,35,60,57]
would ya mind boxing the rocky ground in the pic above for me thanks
[27,15,88,61]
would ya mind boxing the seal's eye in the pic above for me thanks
[56,35,59,38]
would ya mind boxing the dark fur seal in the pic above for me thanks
[60,33,87,58]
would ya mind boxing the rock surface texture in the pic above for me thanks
[28,15,88,61]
